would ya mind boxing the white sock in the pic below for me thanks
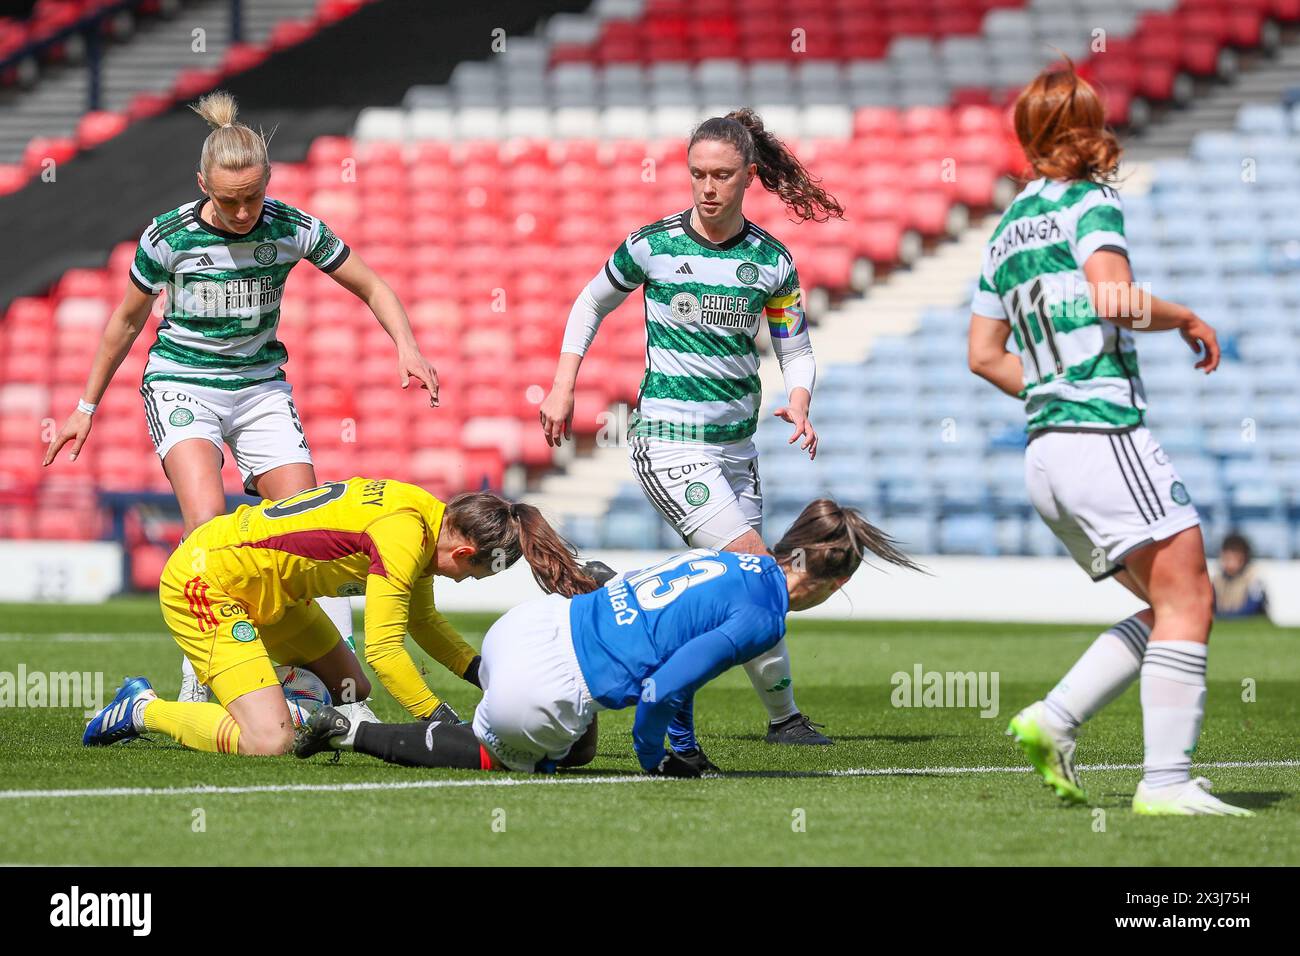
[131,694,155,732]
[1140,640,1208,790]
[317,596,356,651]
[743,638,799,724]
[1042,614,1151,734]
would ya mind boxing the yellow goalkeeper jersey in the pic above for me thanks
[184,476,478,717]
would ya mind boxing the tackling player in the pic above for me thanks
[295,499,921,775]
[43,91,439,709]
[83,478,597,756]
[967,64,1249,816]
[539,109,843,745]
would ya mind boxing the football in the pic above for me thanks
[275,665,331,729]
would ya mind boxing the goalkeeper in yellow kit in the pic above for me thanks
[83,477,597,756]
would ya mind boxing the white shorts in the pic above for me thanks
[628,436,762,548]
[1025,426,1201,580]
[140,380,313,496]
[471,594,601,773]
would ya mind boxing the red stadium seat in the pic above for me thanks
[0,164,29,196]
[76,111,129,150]
[908,190,953,238]
[269,20,316,51]
[23,137,77,174]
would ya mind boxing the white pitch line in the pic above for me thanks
[2,760,1295,801]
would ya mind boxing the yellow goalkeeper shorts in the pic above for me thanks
[159,560,341,706]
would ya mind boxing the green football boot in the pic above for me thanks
[1006,701,1088,805]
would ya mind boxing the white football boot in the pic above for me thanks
[178,656,212,704]
[1133,777,1254,817]
[334,698,381,728]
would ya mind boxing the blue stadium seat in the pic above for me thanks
[1151,424,1203,457]
[868,423,928,454]
[1173,456,1217,493]
[1238,103,1290,135]
[863,391,925,426]
[882,514,935,555]
[563,514,601,549]
[934,477,991,514]
[1234,519,1292,559]
[882,479,936,515]
[873,453,926,486]
[1024,518,1069,557]
[762,508,803,543]
[862,363,919,394]
[602,509,666,549]
[995,516,1026,555]
[938,514,999,555]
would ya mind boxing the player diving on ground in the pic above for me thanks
[294,499,922,776]
[82,477,597,756]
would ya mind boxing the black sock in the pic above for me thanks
[353,720,483,769]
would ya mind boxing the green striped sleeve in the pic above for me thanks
[1077,204,1125,240]
[610,239,647,289]
[132,236,169,293]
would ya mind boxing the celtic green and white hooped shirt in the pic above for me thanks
[970,178,1144,435]
[562,210,812,445]
[130,196,349,390]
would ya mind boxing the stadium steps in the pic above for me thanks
[1127,35,1300,158]
[0,0,322,165]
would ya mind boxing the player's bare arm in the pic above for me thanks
[773,386,818,460]
[327,250,440,405]
[43,281,156,466]
[967,313,1023,399]
[540,351,582,446]
[1083,249,1219,371]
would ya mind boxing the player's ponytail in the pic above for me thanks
[690,109,845,222]
[773,498,923,581]
[1014,60,1120,185]
[443,492,599,598]
[512,503,600,598]
[190,90,271,181]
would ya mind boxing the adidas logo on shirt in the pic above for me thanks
[675,262,693,274]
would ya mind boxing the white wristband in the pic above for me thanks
[76,399,97,416]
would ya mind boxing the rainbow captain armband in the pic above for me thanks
[764,294,807,338]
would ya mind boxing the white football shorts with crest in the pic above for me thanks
[628,436,762,549]
[1025,426,1201,580]
[140,379,314,496]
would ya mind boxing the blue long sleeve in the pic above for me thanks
[632,604,781,771]
[667,695,697,752]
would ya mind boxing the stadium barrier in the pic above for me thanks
[0,541,123,602]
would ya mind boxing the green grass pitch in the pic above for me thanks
[1,598,1295,866]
